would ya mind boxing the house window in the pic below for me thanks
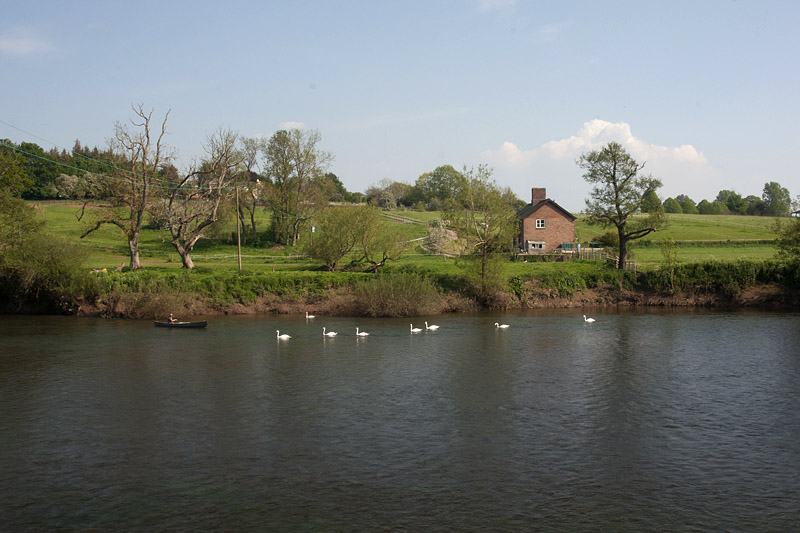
[535,218,545,229]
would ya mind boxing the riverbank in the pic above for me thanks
[72,279,796,319]
[5,251,798,318]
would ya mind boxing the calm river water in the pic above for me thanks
[1,309,799,531]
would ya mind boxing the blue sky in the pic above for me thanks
[2,0,798,211]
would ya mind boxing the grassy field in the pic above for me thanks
[32,201,782,272]
[575,213,780,242]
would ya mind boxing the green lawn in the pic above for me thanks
[629,243,778,267]
[32,201,784,272]
[575,213,779,243]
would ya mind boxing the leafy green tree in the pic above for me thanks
[263,129,332,246]
[444,164,518,294]
[745,195,765,216]
[698,199,726,215]
[762,181,792,217]
[365,179,413,209]
[0,145,33,196]
[0,190,90,312]
[712,200,729,214]
[578,142,665,268]
[680,197,699,214]
[0,189,43,246]
[16,142,61,199]
[415,165,467,210]
[307,206,406,271]
[775,217,800,262]
[235,136,267,245]
[354,211,408,272]
[306,206,359,270]
[660,236,679,294]
[716,189,747,214]
[642,189,662,213]
[663,197,683,213]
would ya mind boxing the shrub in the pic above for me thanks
[0,233,95,313]
[352,272,445,317]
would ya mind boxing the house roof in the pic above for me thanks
[518,199,576,222]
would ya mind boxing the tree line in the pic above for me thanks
[655,183,795,217]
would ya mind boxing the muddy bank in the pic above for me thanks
[75,282,795,319]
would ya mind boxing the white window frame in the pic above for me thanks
[535,218,545,229]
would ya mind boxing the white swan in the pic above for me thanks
[583,315,596,323]
[306,311,315,319]
[323,327,337,337]
[495,322,509,329]
[356,327,369,336]
[410,324,422,333]
[425,321,439,330]
[276,330,291,339]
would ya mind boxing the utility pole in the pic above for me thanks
[235,181,242,272]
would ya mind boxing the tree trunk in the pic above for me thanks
[617,227,627,269]
[180,252,195,270]
[237,206,247,246]
[250,212,257,243]
[171,237,196,270]
[128,235,141,270]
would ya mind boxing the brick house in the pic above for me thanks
[517,187,576,252]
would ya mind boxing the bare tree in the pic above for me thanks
[81,104,172,270]
[165,128,242,269]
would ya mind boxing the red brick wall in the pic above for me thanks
[521,204,575,250]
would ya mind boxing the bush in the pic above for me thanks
[351,272,445,317]
[641,259,785,297]
[0,233,96,313]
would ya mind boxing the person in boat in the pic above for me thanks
[168,313,177,323]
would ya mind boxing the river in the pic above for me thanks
[1,309,799,531]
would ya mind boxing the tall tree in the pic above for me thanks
[306,206,360,271]
[354,209,408,272]
[663,197,683,214]
[237,136,266,244]
[775,217,800,262]
[680,197,699,215]
[578,142,664,268]
[164,128,241,269]
[415,165,467,209]
[264,129,332,246]
[444,165,518,294]
[0,146,32,196]
[641,189,663,214]
[716,189,747,214]
[81,105,172,270]
[762,181,792,217]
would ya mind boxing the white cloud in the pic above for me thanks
[279,121,305,130]
[484,119,708,168]
[481,119,717,211]
[0,30,53,56]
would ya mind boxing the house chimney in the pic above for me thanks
[532,188,546,203]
